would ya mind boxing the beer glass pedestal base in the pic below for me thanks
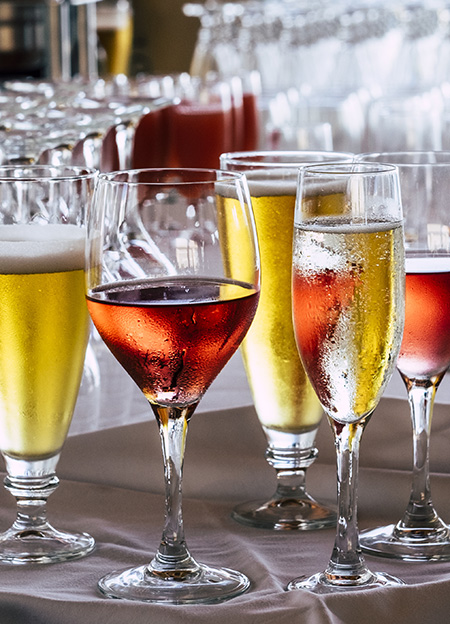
[286,570,405,595]
[98,562,250,604]
[0,525,95,565]
[0,454,95,565]
[232,495,336,531]
[360,524,450,561]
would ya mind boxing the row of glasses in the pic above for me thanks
[3,151,450,599]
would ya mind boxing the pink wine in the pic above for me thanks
[398,256,450,378]
[87,276,258,406]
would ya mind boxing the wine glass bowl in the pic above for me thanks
[0,165,97,564]
[86,168,260,603]
[220,151,352,531]
[287,162,405,592]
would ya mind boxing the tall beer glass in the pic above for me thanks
[220,151,352,530]
[0,165,96,564]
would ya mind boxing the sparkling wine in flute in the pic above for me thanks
[220,182,321,433]
[87,276,259,408]
[292,218,405,421]
[0,224,90,460]
[287,161,405,593]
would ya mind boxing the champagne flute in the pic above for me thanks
[0,165,96,564]
[86,168,260,603]
[357,151,450,561]
[220,151,352,531]
[287,162,405,592]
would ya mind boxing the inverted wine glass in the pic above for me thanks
[0,165,97,564]
[357,151,450,561]
[86,168,260,603]
[287,162,405,593]
[220,151,352,531]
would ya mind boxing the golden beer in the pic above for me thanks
[220,180,322,433]
[0,225,89,460]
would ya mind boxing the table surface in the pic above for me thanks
[0,342,450,623]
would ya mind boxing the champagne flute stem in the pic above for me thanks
[326,419,371,583]
[150,404,200,577]
[397,377,444,531]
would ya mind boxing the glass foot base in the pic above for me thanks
[232,496,336,530]
[98,562,251,604]
[360,524,450,561]
[286,570,405,594]
[0,525,95,565]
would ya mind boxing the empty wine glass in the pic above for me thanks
[287,162,405,592]
[86,168,260,603]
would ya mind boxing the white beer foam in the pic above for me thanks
[0,224,86,274]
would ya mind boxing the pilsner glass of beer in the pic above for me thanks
[220,150,352,530]
[0,165,97,564]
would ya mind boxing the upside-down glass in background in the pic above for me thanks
[86,168,260,603]
[220,151,352,531]
[288,162,405,592]
[0,165,96,564]
[357,151,450,561]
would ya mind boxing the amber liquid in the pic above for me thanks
[219,185,323,433]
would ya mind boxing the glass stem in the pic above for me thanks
[396,375,445,533]
[149,404,200,578]
[2,455,61,536]
[326,418,372,584]
[264,426,319,500]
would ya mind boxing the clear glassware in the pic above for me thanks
[220,150,353,531]
[86,168,260,603]
[356,151,450,561]
[287,161,405,592]
[0,165,97,564]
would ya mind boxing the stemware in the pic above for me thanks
[86,168,260,603]
[0,165,96,564]
[220,151,352,531]
[287,162,405,593]
[357,151,450,561]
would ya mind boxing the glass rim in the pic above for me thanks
[97,167,247,186]
[356,151,450,167]
[302,162,399,176]
[0,165,97,182]
[220,150,354,167]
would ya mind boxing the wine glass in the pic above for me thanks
[220,151,352,531]
[287,162,405,593]
[86,168,260,603]
[0,165,97,564]
[356,151,450,561]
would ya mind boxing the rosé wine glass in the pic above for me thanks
[357,151,450,561]
[86,168,260,603]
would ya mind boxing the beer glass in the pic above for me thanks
[288,162,405,592]
[87,168,260,603]
[220,151,352,530]
[0,165,96,564]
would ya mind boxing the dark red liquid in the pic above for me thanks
[131,106,171,168]
[167,101,233,168]
[398,269,450,378]
[242,92,260,150]
[87,277,258,406]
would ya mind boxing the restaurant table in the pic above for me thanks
[0,345,450,623]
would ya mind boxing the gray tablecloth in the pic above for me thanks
[0,395,449,623]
